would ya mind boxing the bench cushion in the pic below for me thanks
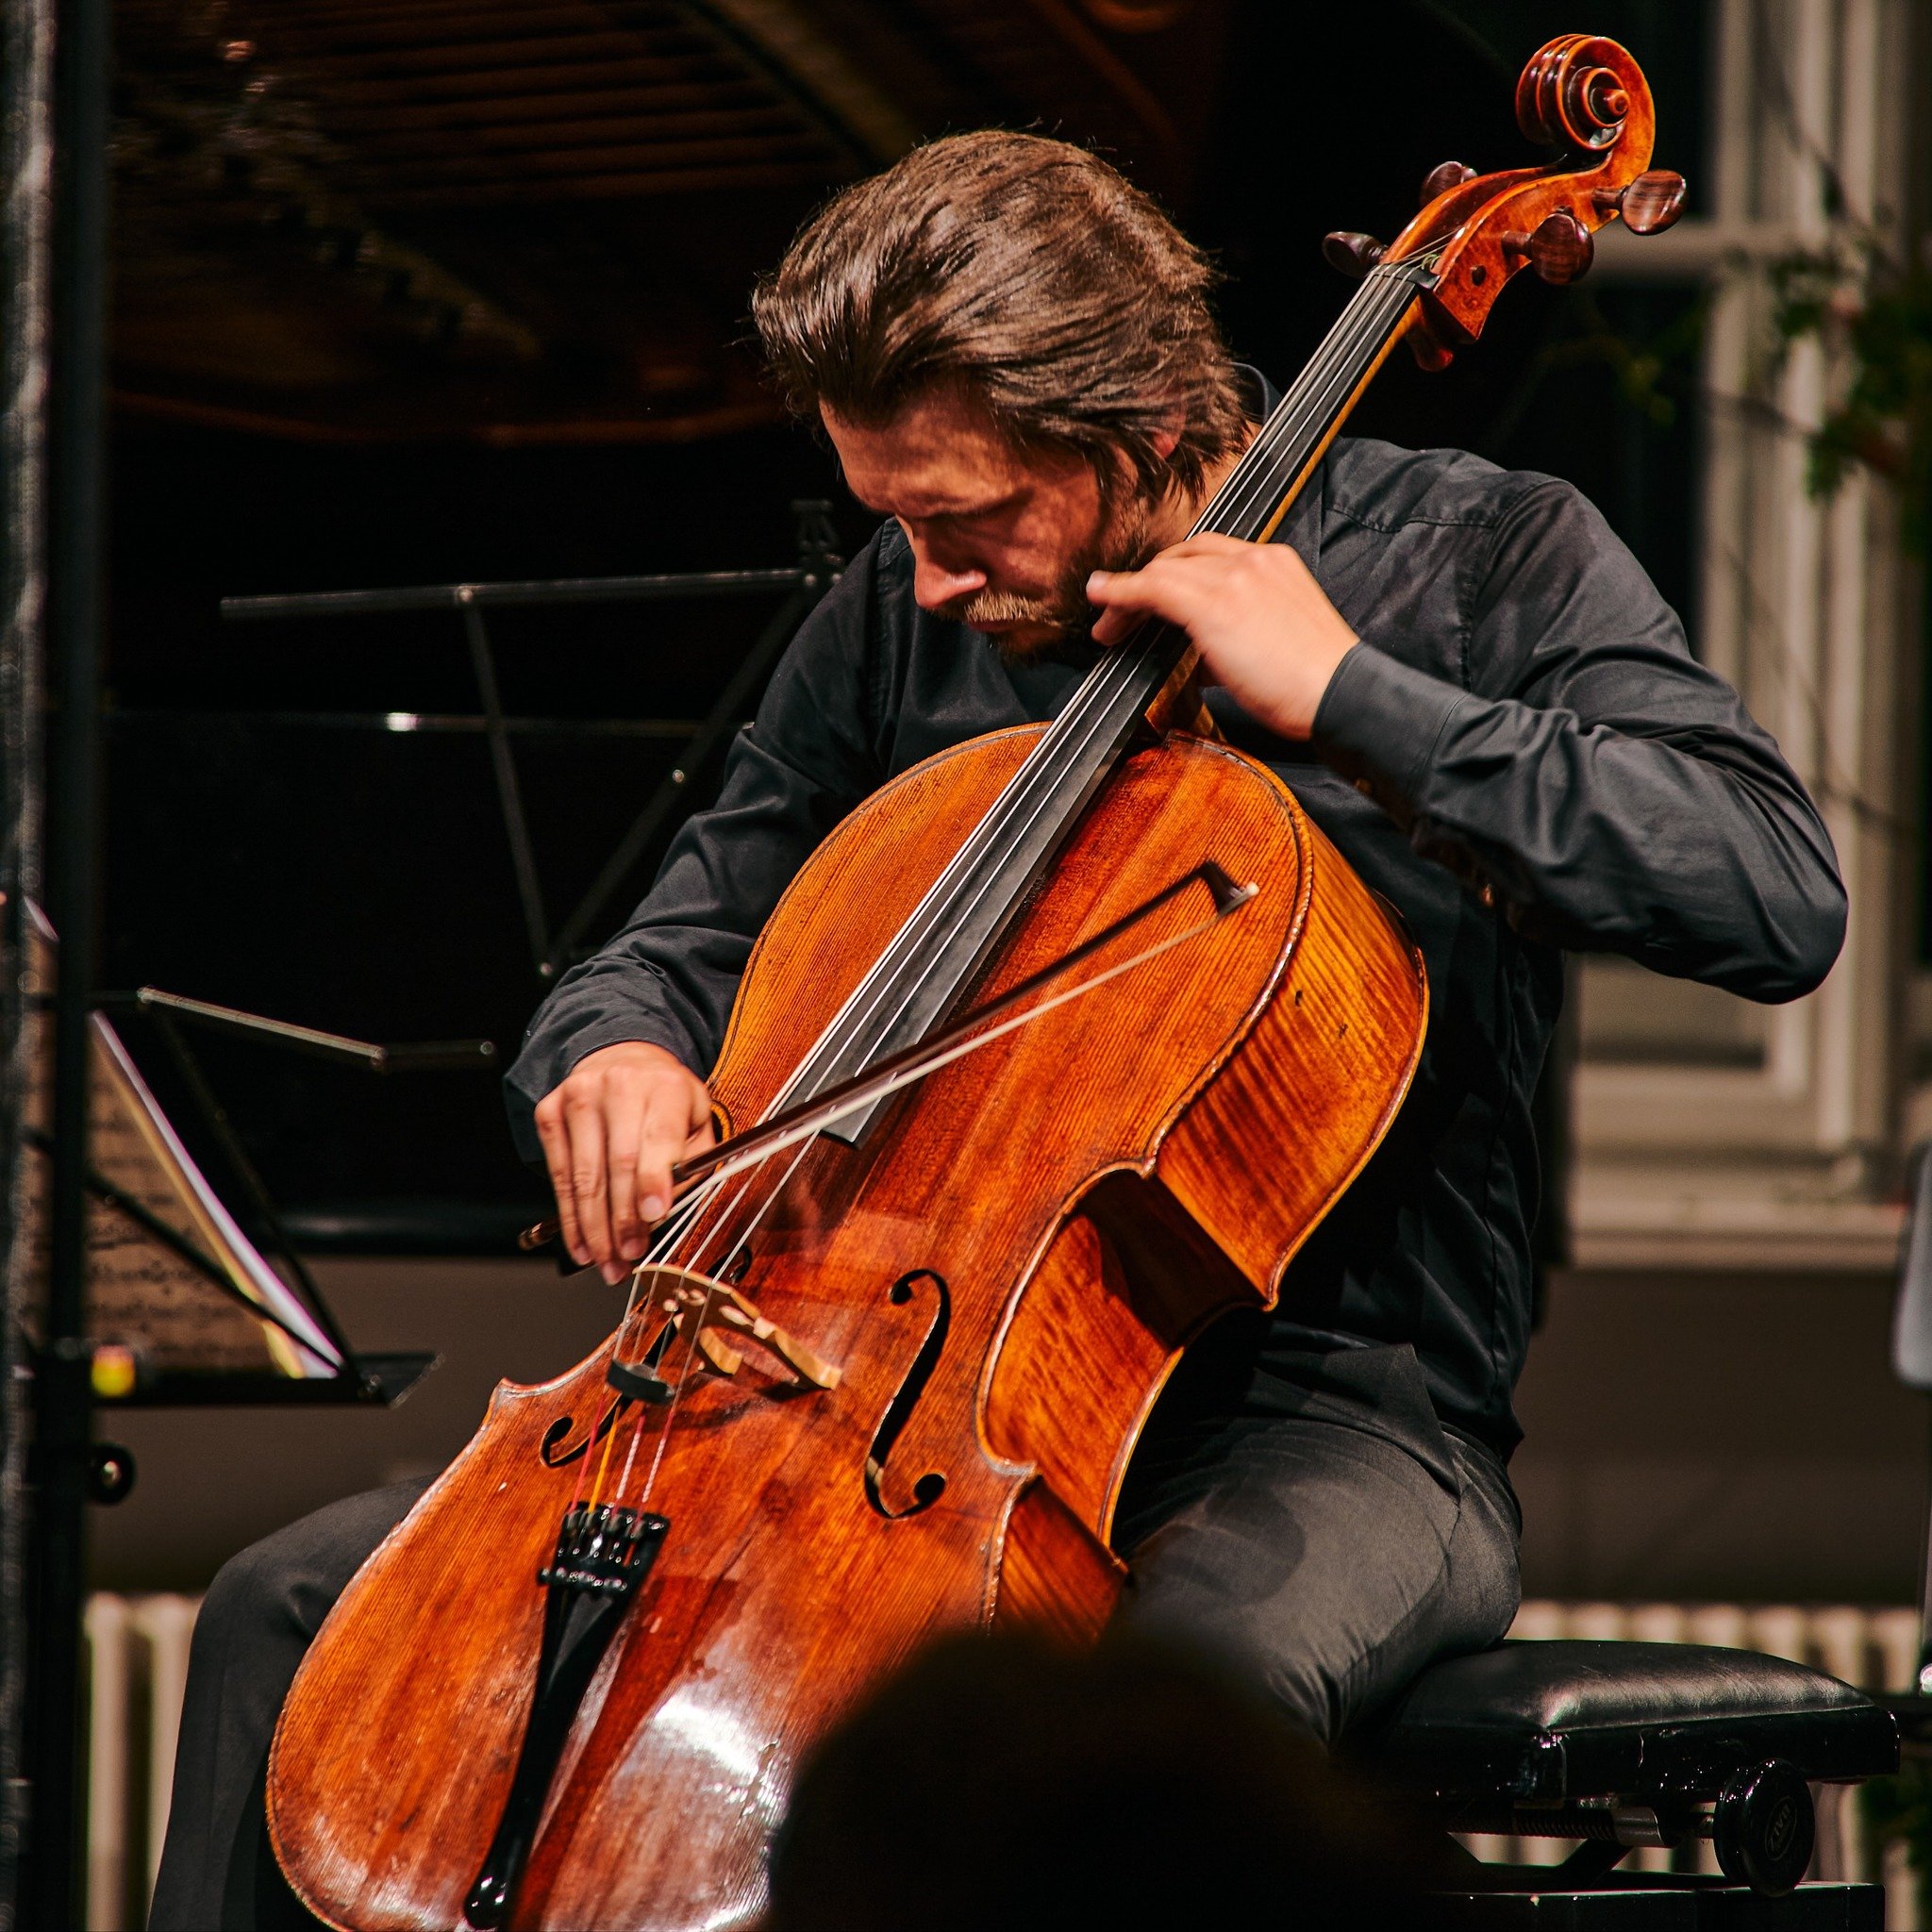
[1360,1641,1898,1805]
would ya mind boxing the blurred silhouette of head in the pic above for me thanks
[766,1630,1434,1930]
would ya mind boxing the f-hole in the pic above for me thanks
[540,1394,627,1470]
[864,1271,949,1519]
[541,1308,684,1467]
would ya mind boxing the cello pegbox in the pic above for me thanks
[1372,34,1681,357]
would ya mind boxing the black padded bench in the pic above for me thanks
[1343,1144,1932,1924]
[1355,1638,1900,1925]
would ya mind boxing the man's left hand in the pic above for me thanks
[1087,535,1357,741]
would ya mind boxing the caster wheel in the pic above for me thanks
[1712,1760,1813,1897]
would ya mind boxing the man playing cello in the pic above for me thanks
[151,131,1843,1927]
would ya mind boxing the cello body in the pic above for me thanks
[268,724,1424,1930]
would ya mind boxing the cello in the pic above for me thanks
[268,37,1686,1930]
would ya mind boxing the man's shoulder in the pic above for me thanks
[802,519,914,656]
[1322,437,1577,541]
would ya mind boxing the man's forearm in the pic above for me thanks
[1311,641,1846,1000]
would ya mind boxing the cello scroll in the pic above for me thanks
[1326,34,1686,366]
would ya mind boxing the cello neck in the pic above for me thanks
[1073,255,1433,730]
[1195,257,1431,547]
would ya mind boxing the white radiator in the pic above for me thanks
[84,1593,199,1932]
[1458,1599,1921,1921]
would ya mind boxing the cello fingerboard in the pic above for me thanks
[793,259,1430,1141]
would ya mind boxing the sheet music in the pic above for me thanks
[16,907,341,1377]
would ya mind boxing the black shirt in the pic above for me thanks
[505,429,1844,1457]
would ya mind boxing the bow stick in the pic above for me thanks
[520,858,1258,1256]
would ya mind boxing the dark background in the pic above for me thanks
[94,0,1712,1233]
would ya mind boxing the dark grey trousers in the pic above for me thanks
[1110,1336,1523,1742]
[148,1338,1520,1930]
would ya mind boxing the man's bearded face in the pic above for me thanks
[821,389,1169,658]
[928,484,1159,653]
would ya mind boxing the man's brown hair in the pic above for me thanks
[752,131,1248,502]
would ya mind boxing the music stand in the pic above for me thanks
[19,901,444,1411]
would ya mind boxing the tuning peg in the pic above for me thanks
[1323,231,1387,279]
[1591,169,1688,236]
[1420,161,1478,207]
[1502,211,1593,286]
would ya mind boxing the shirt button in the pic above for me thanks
[1478,883,1496,909]
[1354,778,1373,796]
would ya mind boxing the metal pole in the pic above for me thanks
[461,595,550,973]
[541,504,841,976]
[220,565,808,622]
[0,0,58,1910]
[32,0,111,1917]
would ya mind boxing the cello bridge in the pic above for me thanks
[610,1265,841,1395]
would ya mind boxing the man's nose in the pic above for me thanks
[908,542,986,610]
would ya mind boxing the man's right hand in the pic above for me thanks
[531,1041,716,1284]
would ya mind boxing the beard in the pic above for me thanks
[934,487,1161,660]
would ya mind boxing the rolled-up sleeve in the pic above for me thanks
[1311,480,1846,1001]
[502,536,888,1160]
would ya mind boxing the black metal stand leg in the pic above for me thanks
[541,585,808,977]
[540,499,841,977]
[462,591,551,974]
[31,0,112,1917]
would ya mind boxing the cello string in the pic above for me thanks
[570,1169,742,1513]
[591,264,1425,1520]
[1228,270,1424,537]
[1201,267,1421,539]
[1213,273,1419,534]
[778,269,1419,1099]
[571,1260,656,1510]
[618,1133,824,1513]
[583,1370,628,1510]
[774,271,1414,1114]
[608,1105,779,1300]
[1191,275,1395,538]
[636,267,1416,1308]
[603,1096,857,1512]
[586,1191,742,1512]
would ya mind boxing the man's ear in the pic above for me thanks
[1152,424,1182,461]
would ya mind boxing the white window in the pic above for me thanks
[1569,0,1922,1269]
